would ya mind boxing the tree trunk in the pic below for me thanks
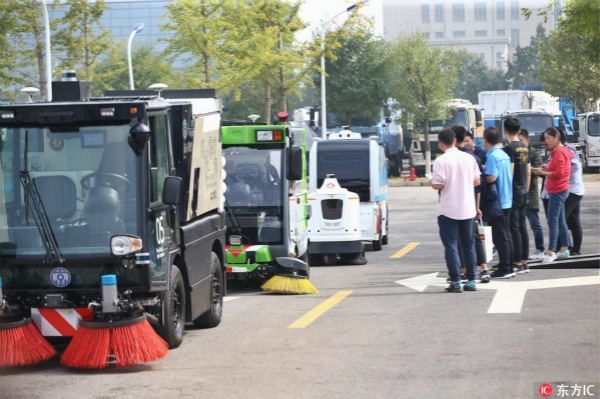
[424,116,432,175]
[264,81,271,124]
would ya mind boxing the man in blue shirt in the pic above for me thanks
[483,127,514,279]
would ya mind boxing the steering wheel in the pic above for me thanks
[234,174,258,186]
[81,172,131,192]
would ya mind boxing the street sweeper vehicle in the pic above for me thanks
[221,117,316,294]
[309,129,389,257]
[0,79,226,368]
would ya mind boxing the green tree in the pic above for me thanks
[506,24,549,88]
[388,33,459,175]
[453,50,508,103]
[322,25,391,128]
[53,0,115,97]
[0,0,62,100]
[91,44,175,97]
[539,30,599,112]
[161,0,253,93]
[524,0,599,111]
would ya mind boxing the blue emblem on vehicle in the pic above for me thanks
[50,267,71,288]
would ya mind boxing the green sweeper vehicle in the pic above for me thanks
[221,116,316,294]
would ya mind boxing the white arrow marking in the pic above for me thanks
[395,273,600,313]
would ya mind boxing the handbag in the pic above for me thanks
[477,221,494,263]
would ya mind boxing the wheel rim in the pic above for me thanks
[172,283,184,335]
[211,269,222,315]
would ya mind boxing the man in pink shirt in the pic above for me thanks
[431,128,482,292]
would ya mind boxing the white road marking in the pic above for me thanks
[395,272,600,314]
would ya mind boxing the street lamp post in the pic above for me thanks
[320,0,369,138]
[41,0,52,101]
[127,23,145,90]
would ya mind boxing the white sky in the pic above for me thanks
[296,0,384,42]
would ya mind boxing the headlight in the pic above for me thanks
[110,235,142,256]
[229,235,242,246]
[588,143,598,156]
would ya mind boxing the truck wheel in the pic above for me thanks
[156,265,185,349]
[582,153,589,173]
[389,153,401,177]
[382,234,389,246]
[193,252,223,329]
[323,254,337,265]
[372,238,383,251]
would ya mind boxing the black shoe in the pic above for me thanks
[479,269,491,283]
[490,269,513,279]
[446,274,468,283]
[523,264,530,273]
[513,265,526,275]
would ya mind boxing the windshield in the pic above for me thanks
[316,149,370,201]
[0,125,140,259]
[223,145,284,245]
[517,115,554,135]
[416,109,469,134]
[589,116,600,137]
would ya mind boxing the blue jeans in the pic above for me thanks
[527,209,545,252]
[438,215,477,283]
[547,190,570,252]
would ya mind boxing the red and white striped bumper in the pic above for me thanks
[31,308,93,337]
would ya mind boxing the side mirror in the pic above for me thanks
[559,119,565,130]
[385,116,392,124]
[572,120,579,132]
[286,146,303,181]
[129,121,150,155]
[162,176,182,205]
[475,109,483,122]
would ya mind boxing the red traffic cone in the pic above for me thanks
[409,167,417,181]
[0,318,57,366]
[61,314,168,369]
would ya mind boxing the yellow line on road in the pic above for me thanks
[390,242,420,258]
[287,291,353,329]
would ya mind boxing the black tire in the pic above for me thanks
[388,153,402,177]
[382,234,389,246]
[193,252,223,329]
[372,238,382,251]
[156,265,186,349]
[582,152,590,173]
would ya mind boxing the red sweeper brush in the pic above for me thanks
[0,318,57,367]
[60,314,169,369]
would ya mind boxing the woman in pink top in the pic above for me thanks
[532,127,573,262]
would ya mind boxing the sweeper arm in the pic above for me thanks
[275,257,308,272]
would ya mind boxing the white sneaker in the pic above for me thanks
[528,250,544,261]
[556,251,570,259]
[542,253,557,263]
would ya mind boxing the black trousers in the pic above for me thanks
[489,208,512,272]
[509,192,529,262]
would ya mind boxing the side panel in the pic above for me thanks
[180,211,225,320]
[186,113,222,220]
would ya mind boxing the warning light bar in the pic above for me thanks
[255,129,284,142]
[0,110,15,120]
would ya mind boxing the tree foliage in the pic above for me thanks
[91,44,175,97]
[534,0,600,112]
[322,24,391,128]
[388,33,459,174]
[506,24,549,88]
[453,50,508,103]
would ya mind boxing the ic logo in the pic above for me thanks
[50,267,71,288]
[539,384,552,397]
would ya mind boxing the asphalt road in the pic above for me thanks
[1,183,599,399]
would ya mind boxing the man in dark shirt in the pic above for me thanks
[503,117,531,274]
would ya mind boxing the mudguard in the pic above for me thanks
[275,257,308,272]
